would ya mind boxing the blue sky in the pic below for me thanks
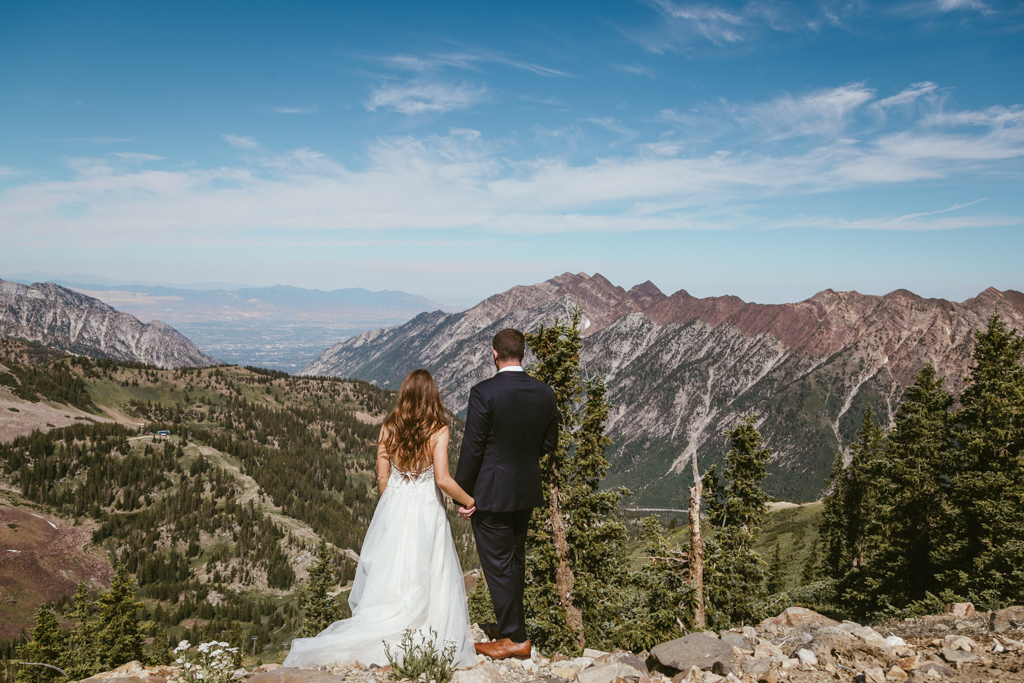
[1,0,1022,305]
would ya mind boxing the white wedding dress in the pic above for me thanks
[284,464,477,669]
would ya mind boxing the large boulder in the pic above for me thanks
[650,633,736,673]
[991,605,1024,633]
[757,607,838,632]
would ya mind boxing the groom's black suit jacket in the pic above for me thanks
[455,370,559,512]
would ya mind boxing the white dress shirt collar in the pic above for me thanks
[498,365,524,373]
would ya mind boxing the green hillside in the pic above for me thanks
[0,344,476,665]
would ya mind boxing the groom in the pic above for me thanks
[455,328,559,660]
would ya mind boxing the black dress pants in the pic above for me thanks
[471,508,533,643]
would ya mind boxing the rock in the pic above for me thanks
[253,664,283,673]
[838,621,862,633]
[894,655,919,671]
[650,634,736,673]
[991,605,1024,633]
[451,665,505,683]
[942,602,974,618]
[231,669,247,680]
[698,674,723,683]
[247,672,349,683]
[585,649,611,659]
[521,660,538,673]
[718,631,753,650]
[577,661,646,683]
[885,665,908,682]
[852,626,890,651]
[740,659,771,677]
[596,652,649,674]
[752,642,783,660]
[757,607,838,631]
[915,661,955,678]
[552,665,580,679]
[884,636,906,648]
[709,662,738,678]
[857,665,885,683]
[940,648,976,664]
[77,662,177,683]
[669,666,702,683]
[940,635,976,652]
[794,649,817,668]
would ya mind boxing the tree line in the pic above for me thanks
[819,313,1024,619]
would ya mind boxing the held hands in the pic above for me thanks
[457,502,476,520]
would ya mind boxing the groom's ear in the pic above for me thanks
[492,349,499,364]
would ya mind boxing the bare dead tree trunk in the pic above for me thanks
[689,452,705,630]
[548,475,585,649]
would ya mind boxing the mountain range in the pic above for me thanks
[0,278,218,369]
[301,272,1024,505]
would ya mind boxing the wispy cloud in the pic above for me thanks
[112,152,165,162]
[873,82,939,110]
[613,64,658,78]
[586,117,638,140]
[384,50,570,77]
[265,105,317,115]
[935,0,991,13]
[736,83,876,140]
[0,166,22,177]
[2,83,1022,245]
[222,134,259,149]
[365,80,487,115]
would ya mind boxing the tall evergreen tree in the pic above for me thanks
[524,310,630,654]
[62,583,102,681]
[859,365,951,613]
[96,564,145,669]
[937,314,1024,606]
[702,415,772,627]
[16,606,65,683]
[297,541,341,637]
[767,540,786,595]
[820,407,884,579]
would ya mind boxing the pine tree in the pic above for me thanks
[702,415,773,627]
[524,310,630,654]
[298,541,341,637]
[800,535,822,585]
[937,313,1024,607]
[96,564,145,668]
[767,540,786,595]
[820,407,884,579]
[859,365,951,613]
[612,516,694,652]
[16,606,65,683]
[62,583,102,681]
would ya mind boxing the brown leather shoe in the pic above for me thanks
[474,638,531,660]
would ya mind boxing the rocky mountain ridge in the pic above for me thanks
[301,273,1024,504]
[0,278,218,369]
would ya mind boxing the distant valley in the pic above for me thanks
[28,279,457,371]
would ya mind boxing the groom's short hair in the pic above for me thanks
[493,329,526,362]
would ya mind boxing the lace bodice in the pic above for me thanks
[383,463,442,504]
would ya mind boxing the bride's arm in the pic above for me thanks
[432,426,475,508]
[376,426,391,495]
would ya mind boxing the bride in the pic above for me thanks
[284,369,478,669]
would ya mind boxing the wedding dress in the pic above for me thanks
[284,463,477,669]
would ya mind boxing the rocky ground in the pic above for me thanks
[72,603,1024,683]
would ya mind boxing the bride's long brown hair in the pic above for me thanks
[380,369,448,471]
